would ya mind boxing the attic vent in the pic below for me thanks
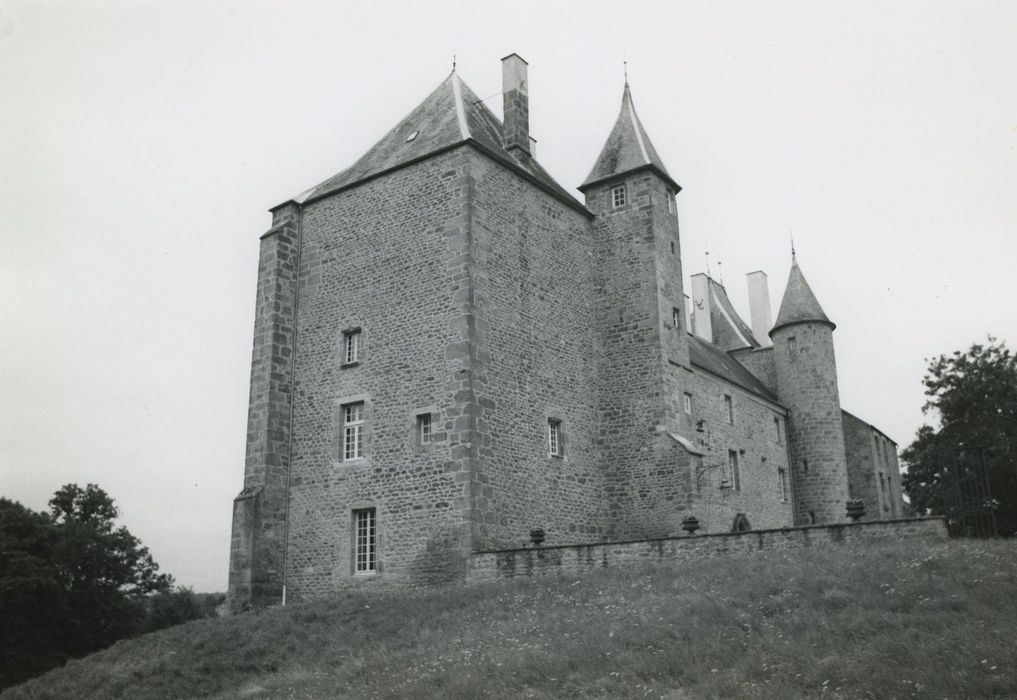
[405,131,419,142]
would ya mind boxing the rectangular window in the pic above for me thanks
[725,450,740,490]
[342,329,361,365]
[342,402,365,460]
[683,392,693,414]
[724,395,735,425]
[353,508,376,573]
[548,419,562,457]
[611,184,627,208]
[774,416,782,443]
[672,307,681,329]
[667,190,676,214]
[787,336,797,357]
[778,467,788,502]
[417,413,432,445]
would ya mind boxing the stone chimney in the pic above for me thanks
[501,53,530,156]
[690,273,713,343]
[747,271,773,347]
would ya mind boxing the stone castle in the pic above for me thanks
[229,55,904,609]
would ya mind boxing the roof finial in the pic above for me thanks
[705,247,711,279]
[452,54,457,73]
[717,259,724,286]
[623,59,629,87]
[790,230,796,263]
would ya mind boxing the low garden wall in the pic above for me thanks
[468,517,948,583]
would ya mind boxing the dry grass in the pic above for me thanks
[3,539,1016,699]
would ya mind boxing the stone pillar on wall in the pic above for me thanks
[228,202,301,611]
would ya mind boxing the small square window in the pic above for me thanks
[342,329,361,365]
[724,395,735,425]
[672,307,681,329]
[548,419,562,457]
[611,184,627,208]
[417,413,432,445]
[342,402,365,461]
[683,392,693,414]
[353,508,376,574]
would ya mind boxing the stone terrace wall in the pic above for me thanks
[468,517,948,582]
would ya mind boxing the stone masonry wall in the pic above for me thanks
[283,148,475,597]
[843,412,902,519]
[682,369,794,531]
[228,204,300,611]
[467,151,606,549]
[771,323,851,525]
[468,517,948,582]
[586,172,692,539]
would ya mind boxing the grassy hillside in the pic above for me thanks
[3,539,1015,699]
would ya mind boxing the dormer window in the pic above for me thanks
[611,184,627,208]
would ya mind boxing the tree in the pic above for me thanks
[902,337,1017,535]
[47,484,173,654]
[0,484,173,689]
[0,499,69,688]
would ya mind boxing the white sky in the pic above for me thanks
[1,1,1015,592]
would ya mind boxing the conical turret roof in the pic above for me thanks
[281,72,584,214]
[770,255,835,335]
[579,83,680,192]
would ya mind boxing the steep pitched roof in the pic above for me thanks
[579,83,680,192]
[770,255,835,335]
[284,73,585,214]
[707,276,759,350]
[688,334,780,404]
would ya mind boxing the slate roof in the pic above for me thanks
[688,334,780,404]
[707,276,760,349]
[771,256,835,335]
[285,72,585,214]
[579,83,680,192]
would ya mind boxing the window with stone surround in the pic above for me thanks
[672,307,681,329]
[724,449,740,490]
[724,394,735,424]
[667,189,677,214]
[611,184,627,208]
[417,412,432,445]
[778,467,788,502]
[787,336,797,357]
[353,508,376,574]
[683,392,693,414]
[342,328,361,365]
[548,419,563,457]
[342,402,365,460]
[774,416,783,443]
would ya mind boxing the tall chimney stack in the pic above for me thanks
[690,273,713,343]
[501,53,530,156]
[746,271,773,347]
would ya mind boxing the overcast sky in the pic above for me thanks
[2,1,1015,592]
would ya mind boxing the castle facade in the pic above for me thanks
[228,55,903,609]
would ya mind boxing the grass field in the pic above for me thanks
[3,539,1015,699]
